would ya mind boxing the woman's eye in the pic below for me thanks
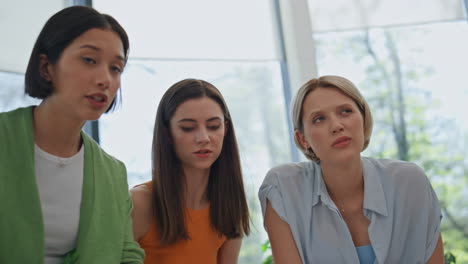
[342,109,353,114]
[81,57,96,64]
[208,125,221,131]
[181,127,194,132]
[111,65,123,73]
[313,116,324,124]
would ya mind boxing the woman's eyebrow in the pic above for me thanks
[206,117,222,122]
[177,118,196,123]
[177,116,222,123]
[79,44,125,61]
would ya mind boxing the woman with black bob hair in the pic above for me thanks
[0,6,144,263]
[131,79,250,263]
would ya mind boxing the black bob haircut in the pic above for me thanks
[25,6,129,112]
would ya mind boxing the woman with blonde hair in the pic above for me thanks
[259,75,443,263]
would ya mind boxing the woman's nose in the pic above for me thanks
[196,128,210,144]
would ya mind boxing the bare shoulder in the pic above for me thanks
[130,184,153,241]
[131,184,152,206]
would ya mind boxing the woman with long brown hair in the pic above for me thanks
[131,79,250,264]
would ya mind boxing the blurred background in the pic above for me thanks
[1,0,467,262]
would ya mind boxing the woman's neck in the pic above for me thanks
[183,167,210,210]
[33,102,85,157]
[320,156,364,205]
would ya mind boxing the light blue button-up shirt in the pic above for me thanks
[258,157,441,263]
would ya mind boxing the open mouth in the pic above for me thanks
[86,95,107,103]
[194,149,213,158]
[90,95,105,102]
[195,150,212,154]
[85,94,108,109]
[85,92,109,108]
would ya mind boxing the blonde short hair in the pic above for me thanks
[292,75,373,162]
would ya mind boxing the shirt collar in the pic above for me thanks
[310,162,337,210]
[362,157,388,216]
[310,157,389,217]
[308,161,324,207]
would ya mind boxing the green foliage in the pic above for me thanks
[262,255,273,264]
[261,240,273,264]
[445,252,457,264]
[261,240,271,252]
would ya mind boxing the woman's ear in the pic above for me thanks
[295,129,309,150]
[38,54,52,81]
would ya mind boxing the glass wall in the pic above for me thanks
[0,71,40,112]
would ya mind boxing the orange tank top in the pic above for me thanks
[137,182,226,264]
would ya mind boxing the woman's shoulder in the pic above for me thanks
[130,182,154,241]
[130,182,153,207]
[365,157,425,174]
[259,162,321,225]
[260,161,321,193]
[1,107,35,164]
[0,106,34,132]
[363,157,429,187]
[266,161,320,180]
[0,106,32,118]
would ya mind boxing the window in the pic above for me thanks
[0,71,40,112]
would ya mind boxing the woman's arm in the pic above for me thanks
[121,193,146,263]
[265,200,302,264]
[113,162,145,264]
[426,234,444,264]
[130,185,153,241]
[217,237,242,264]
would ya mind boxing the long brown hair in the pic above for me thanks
[152,79,250,245]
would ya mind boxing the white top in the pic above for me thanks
[34,144,84,264]
[258,157,442,264]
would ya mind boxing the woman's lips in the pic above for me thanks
[86,93,108,109]
[332,136,351,148]
[194,149,212,158]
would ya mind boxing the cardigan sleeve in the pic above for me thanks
[121,191,146,263]
[118,163,145,263]
[78,133,146,263]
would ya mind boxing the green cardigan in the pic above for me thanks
[0,106,145,263]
